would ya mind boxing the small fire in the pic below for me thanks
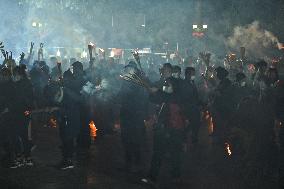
[225,142,232,156]
[89,120,98,139]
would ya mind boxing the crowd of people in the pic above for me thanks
[0,42,284,187]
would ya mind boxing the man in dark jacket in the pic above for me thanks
[211,67,234,143]
[142,64,186,184]
[181,67,201,144]
[0,68,17,167]
[58,61,86,169]
[119,61,148,172]
[9,66,34,168]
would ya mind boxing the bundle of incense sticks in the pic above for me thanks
[120,72,149,89]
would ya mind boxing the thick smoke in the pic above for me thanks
[0,1,283,60]
[227,21,282,58]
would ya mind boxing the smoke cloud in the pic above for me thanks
[226,21,282,58]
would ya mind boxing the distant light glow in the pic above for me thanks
[81,50,88,58]
[203,24,208,29]
[38,23,42,27]
[193,24,198,29]
[32,22,37,27]
[110,51,115,57]
[56,49,61,57]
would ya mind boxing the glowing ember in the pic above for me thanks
[277,42,284,50]
[225,142,232,156]
[89,120,98,139]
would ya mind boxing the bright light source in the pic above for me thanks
[203,24,208,29]
[193,25,198,29]
[81,50,88,59]
[110,51,115,57]
[32,22,37,27]
[38,23,42,27]
[56,49,61,57]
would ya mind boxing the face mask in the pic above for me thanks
[191,76,196,80]
[162,85,173,94]
[241,81,246,87]
[172,73,180,79]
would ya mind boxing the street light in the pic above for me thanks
[56,49,61,57]
[32,22,37,27]
[81,50,88,59]
[32,21,42,28]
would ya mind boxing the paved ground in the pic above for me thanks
[0,118,278,189]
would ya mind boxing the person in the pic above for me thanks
[9,66,34,168]
[29,61,50,108]
[233,72,253,105]
[57,61,86,169]
[211,67,234,143]
[119,61,148,172]
[0,68,16,167]
[253,60,268,101]
[172,65,182,79]
[276,80,284,188]
[153,63,173,89]
[181,67,201,144]
[142,64,186,185]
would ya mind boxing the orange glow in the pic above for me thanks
[277,43,284,50]
[225,142,232,156]
[228,53,236,62]
[204,111,214,135]
[89,120,98,139]
[24,111,31,116]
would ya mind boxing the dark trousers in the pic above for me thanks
[120,119,145,168]
[17,116,32,158]
[279,125,284,188]
[58,115,78,160]
[77,105,90,149]
[2,114,31,163]
[61,137,74,160]
[186,111,201,144]
[149,127,184,181]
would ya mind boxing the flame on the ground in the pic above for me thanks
[225,142,232,156]
[89,120,98,139]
